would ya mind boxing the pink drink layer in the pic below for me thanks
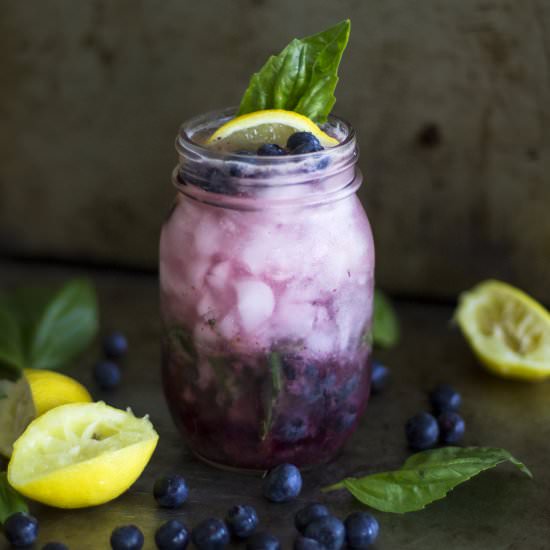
[160,113,374,469]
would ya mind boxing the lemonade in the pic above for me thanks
[159,109,374,469]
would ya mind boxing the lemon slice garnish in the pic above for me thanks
[8,401,159,508]
[0,369,92,458]
[206,109,339,151]
[455,280,550,381]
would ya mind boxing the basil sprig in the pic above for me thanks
[0,279,98,373]
[0,472,27,524]
[323,447,532,513]
[237,20,351,124]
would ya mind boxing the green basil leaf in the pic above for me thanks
[260,352,283,440]
[0,308,25,373]
[27,279,99,370]
[372,289,399,349]
[237,20,350,124]
[0,472,28,524]
[323,447,532,513]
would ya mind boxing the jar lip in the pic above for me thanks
[176,106,356,163]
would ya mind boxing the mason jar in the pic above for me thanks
[160,108,375,470]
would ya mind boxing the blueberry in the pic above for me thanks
[204,168,232,194]
[344,512,380,549]
[429,384,461,414]
[294,536,325,550]
[103,331,128,359]
[4,512,39,548]
[110,525,144,550]
[438,411,465,445]
[225,504,259,538]
[154,474,189,508]
[42,544,69,550]
[287,132,322,152]
[155,519,189,550]
[294,503,330,534]
[292,141,324,155]
[257,143,287,156]
[246,532,281,550]
[191,518,230,550]
[273,417,307,442]
[370,361,390,395]
[405,412,439,451]
[262,463,302,503]
[303,516,346,550]
[93,360,122,390]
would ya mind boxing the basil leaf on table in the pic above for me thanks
[0,472,28,524]
[372,289,399,349]
[0,279,98,372]
[237,19,351,124]
[323,447,532,513]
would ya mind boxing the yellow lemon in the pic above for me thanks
[0,369,92,458]
[206,109,339,151]
[455,279,550,381]
[8,401,159,508]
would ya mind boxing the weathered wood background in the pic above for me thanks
[1,0,549,300]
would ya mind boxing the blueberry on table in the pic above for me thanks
[154,474,189,508]
[370,361,390,395]
[257,143,287,156]
[294,536,325,550]
[287,132,323,152]
[110,525,144,550]
[42,544,69,550]
[246,532,281,550]
[405,412,439,451]
[103,331,128,359]
[262,463,302,503]
[155,519,189,550]
[4,512,39,548]
[225,504,259,538]
[191,518,230,550]
[438,411,466,445]
[93,360,122,390]
[303,516,346,550]
[344,512,380,549]
[429,384,462,414]
[295,503,331,534]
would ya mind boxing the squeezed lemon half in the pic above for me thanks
[455,280,550,381]
[0,369,92,458]
[207,109,339,151]
[8,401,158,508]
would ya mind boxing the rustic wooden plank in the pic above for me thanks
[1,1,549,300]
[0,261,548,548]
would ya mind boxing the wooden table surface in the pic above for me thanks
[1,260,549,549]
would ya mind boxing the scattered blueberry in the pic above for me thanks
[42,544,69,550]
[303,516,346,550]
[154,474,189,509]
[287,132,322,153]
[405,412,440,451]
[345,512,380,549]
[292,141,324,154]
[93,360,122,390]
[225,504,259,538]
[155,519,189,550]
[110,525,144,550]
[429,384,462,414]
[370,361,390,394]
[294,503,330,534]
[246,532,281,550]
[438,411,466,445]
[262,463,302,503]
[4,512,39,548]
[191,518,230,550]
[257,143,287,156]
[103,331,128,359]
[294,536,325,550]
[273,417,307,442]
